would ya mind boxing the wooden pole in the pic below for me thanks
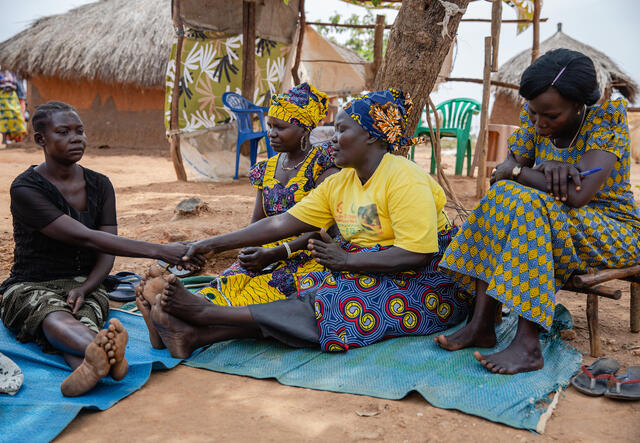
[572,264,640,287]
[291,0,306,85]
[475,36,492,196]
[631,282,640,333]
[490,0,502,72]
[445,76,519,90]
[369,14,386,90]
[426,97,466,214]
[531,0,541,63]
[586,294,601,357]
[241,0,257,100]
[305,18,547,28]
[169,0,187,182]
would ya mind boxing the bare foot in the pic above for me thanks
[135,284,166,349]
[474,316,544,374]
[474,337,544,374]
[138,264,167,305]
[61,330,111,397]
[105,318,129,381]
[434,321,496,351]
[158,273,212,325]
[150,294,198,359]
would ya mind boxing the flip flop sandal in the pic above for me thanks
[108,281,137,302]
[605,367,640,400]
[104,271,142,291]
[157,259,195,277]
[570,357,620,396]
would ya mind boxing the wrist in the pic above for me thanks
[203,238,220,254]
[152,243,165,260]
[511,165,523,180]
[341,252,352,272]
[271,245,287,261]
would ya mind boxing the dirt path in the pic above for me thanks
[0,144,638,442]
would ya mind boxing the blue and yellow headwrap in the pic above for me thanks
[268,83,328,130]
[343,88,419,151]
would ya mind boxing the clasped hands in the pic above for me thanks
[177,229,350,272]
[491,159,582,202]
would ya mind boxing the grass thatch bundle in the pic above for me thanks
[493,26,638,104]
[0,0,172,89]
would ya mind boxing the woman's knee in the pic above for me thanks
[41,311,85,337]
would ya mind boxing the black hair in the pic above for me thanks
[519,48,600,105]
[32,101,79,133]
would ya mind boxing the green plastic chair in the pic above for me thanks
[411,98,480,176]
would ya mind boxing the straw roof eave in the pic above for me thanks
[493,30,638,104]
[0,0,173,89]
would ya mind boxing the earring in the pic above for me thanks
[300,132,309,152]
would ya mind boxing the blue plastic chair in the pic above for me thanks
[222,92,275,179]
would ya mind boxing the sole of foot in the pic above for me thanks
[139,264,168,306]
[61,330,112,397]
[135,286,166,349]
[158,273,212,325]
[150,294,196,359]
[105,318,129,381]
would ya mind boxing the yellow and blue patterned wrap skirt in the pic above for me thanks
[0,90,26,142]
[440,99,640,330]
[300,227,471,352]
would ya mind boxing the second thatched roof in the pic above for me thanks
[493,25,638,104]
[0,0,173,89]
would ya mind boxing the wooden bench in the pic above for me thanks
[562,265,640,357]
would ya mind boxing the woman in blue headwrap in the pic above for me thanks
[136,89,470,358]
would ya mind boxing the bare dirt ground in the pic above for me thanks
[1,143,639,442]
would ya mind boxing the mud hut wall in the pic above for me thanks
[488,92,521,126]
[29,76,168,150]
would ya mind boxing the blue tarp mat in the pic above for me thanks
[184,305,582,432]
[0,305,581,441]
[0,310,181,443]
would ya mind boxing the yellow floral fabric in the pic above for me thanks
[164,29,290,133]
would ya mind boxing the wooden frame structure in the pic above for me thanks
[564,267,640,357]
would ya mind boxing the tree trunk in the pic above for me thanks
[374,0,471,135]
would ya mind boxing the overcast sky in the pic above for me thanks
[2,0,639,106]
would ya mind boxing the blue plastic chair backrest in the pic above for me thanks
[222,92,261,133]
[436,98,480,131]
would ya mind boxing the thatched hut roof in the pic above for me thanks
[0,0,173,89]
[493,24,638,104]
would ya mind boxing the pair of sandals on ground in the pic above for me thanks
[571,358,640,400]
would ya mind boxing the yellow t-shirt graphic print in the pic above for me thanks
[334,201,384,239]
[288,153,449,253]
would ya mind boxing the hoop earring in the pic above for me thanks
[300,131,309,152]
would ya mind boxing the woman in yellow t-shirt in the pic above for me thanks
[137,89,470,359]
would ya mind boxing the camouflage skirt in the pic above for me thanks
[0,277,109,352]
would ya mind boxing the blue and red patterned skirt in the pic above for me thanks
[297,227,471,352]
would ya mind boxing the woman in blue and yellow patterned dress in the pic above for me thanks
[436,49,640,374]
[196,83,339,306]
